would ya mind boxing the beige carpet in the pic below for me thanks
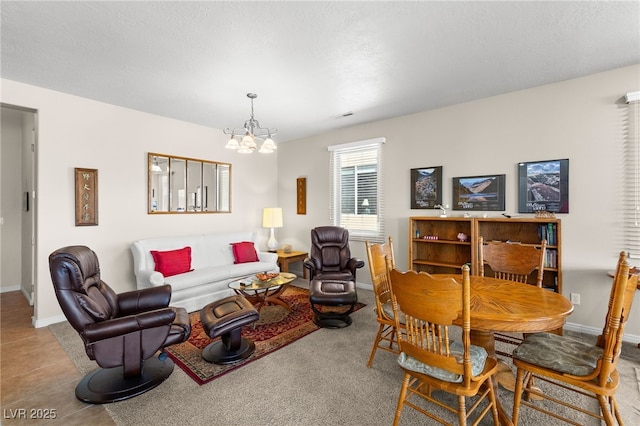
[167,286,365,385]
[50,280,640,425]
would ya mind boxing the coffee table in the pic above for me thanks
[228,272,297,312]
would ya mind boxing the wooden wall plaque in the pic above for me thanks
[75,167,98,226]
[297,177,306,215]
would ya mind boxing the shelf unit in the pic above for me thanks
[475,217,562,294]
[409,217,475,275]
[408,216,562,294]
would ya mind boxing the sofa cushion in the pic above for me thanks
[151,246,193,277]
[228,261,278,277]
[164,268,232,292]
[230,241,259,264]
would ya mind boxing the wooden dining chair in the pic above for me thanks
[389,265,500,426]
[365,237,400,368]
[511,251,638,426]
[478,236,548,356]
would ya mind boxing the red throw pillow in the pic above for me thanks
[150,246,193,277]
[230,241,259,264]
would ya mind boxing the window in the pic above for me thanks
[328,137,385,242]
[624,91,640,259]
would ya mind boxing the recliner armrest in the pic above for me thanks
[118,285,172,315]
[347,258,365,272]
[83,308,176,343]
[303,258,318,279]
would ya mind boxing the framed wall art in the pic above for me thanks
[297,177,306,215]
[518,158,569,213]
[452,174,505,211]
[410,166,442,209]
[75,167,98,226]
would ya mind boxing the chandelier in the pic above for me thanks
[224,93,278,154]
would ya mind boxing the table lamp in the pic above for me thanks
[262,207,283,252]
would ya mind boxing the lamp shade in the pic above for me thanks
[262,207,283,228]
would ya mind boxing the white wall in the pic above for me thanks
[277,65,640,341]
[0,108,24,291]
[2,65,639,339]
[1,79,279,326]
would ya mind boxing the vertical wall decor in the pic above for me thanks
[518,159,569,213]
[410,166,443,209]
[297,177,306,215]
[75,167,98,226]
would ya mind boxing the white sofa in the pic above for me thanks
[130,231,279,313]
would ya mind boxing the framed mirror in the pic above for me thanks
[148,152,231,214]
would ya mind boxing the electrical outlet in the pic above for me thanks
[570,293,581,305]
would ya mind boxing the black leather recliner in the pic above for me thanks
[304,226,364,328]
[49,245,191,403]
[303,226,365,282]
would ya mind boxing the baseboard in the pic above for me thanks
[21,287,33,305]
[564,321,640,345]
[356,282,373,292]
[34,314,67,328]
[1,285,21,293]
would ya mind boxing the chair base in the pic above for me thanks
[201,338,256,364]
[75,357,174,404]
[309,279,357,329]
[312,313,353,329]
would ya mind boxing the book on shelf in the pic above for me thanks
[544,249,558,268]
[538,223,557,246]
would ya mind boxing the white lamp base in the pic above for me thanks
[267,227,278,252]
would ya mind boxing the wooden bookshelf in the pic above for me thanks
[409,217,475,275]
[408,216,562,294]
[475,217,562,293]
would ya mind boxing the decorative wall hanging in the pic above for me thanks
[410,166,442,209]
[297,177,306,215]
[75,167,98,226]
[518,159,569,213]
[452,174,505,211]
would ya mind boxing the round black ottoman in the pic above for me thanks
[309,279,358,328]
[200,295,259,364]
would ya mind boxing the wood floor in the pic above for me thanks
[1,291,115,425]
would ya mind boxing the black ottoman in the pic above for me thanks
[309,279,358,329]
[200,295,259,364]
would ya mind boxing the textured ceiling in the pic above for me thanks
[2,1,639,143]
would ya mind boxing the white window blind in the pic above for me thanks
[328,137,385,243]
[624,91,640,258]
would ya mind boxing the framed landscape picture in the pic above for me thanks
[410,166,442,209]
[518,159,569,213]
[452,174,505,211]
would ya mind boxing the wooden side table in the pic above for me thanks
[276,250,309,279]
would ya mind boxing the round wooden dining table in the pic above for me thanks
[434,274,574,425]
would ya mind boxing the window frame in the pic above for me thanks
[624,91,640,259]
[328,137,385,243]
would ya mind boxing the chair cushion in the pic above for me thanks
[381,301,405,324]
[230,241,259,264]
[309,280,357,305]
[150,246,193,277]
[397,341,488,383]
[513,332,604,377]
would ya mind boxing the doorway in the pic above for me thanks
[1,104,37,312]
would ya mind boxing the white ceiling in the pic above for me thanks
[2,1,639,143]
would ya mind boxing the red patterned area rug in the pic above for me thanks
[166,285,365,385]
